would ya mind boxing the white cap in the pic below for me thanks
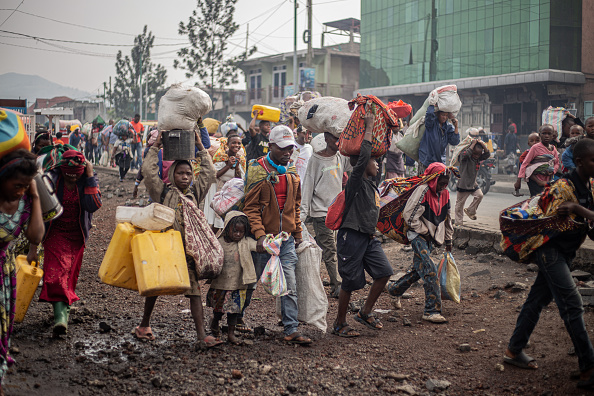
[269,125,296,149]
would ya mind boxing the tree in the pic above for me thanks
[174,0,256,101]
[107,26,168,118]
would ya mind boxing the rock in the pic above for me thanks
[465,246,479,255]
[401,293,413,299]
[217,378,225,385]
[511,282,528,292]
[99,321,112,333]
[138,199,145,207]
[106,193,114,199]
[9,347,19,354]
[527,264,539,272]
[469,269,490,277]
[568,346,576,356]
[493,290,507,299]
[246,360,258,369]
[402,318,411,326]
[254,326,266,336]
[125,199,133,206]
[385,372,409,381]
[88,379,105,388]
[571,270,591,280]
[115,189,123,197]
[459,343,471,352]
[495,363,505,372]
[242,339,254,346]
[260,365,273,375]
[151,376,163,388]
[231,369,242,379]
[394,384,417,395]
[471,291,480,298]
[387,316,398,322]
[426,378,451,391]
[287,384,297,393]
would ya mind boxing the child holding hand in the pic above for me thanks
[206,212,257,345]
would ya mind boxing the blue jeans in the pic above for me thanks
[253,236,299,336]
[131,142,143,169]
[508,245,594,372]
[388,236,441,315]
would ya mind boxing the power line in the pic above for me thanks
[0,29,185,47]
[0,0,23,28]
[0,40,115,58]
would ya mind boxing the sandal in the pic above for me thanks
[235,322,253,333]
[284,332,312,346]
[503,350,538,369]
[134,326,155,341]
[331,322,360,338]
[200,335,224,349]
[354,311,383,330]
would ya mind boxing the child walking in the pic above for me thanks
[136,130,222,348]
[206,212,257,344]
[515,124,559,197]
[503,138,594,390]
[332,109,394,338]
[388,162,455,323]
[454,139,490,226]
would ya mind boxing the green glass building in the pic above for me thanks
[359,0,585,135]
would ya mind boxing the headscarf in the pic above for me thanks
[148,129,159,146]
[59,149,86,176]
[422,162,454,216]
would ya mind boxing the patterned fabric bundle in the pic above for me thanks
[339,94,399,157]
[171,186,224,279]
[211,137,246,170]
[0,110,30,160]
[500,178,589,262]
[376,165,458,244]
[38,144,79,172]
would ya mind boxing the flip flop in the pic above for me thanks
[354,311,383,330]
[503,351,537,369]
[235,322,253,333]
[134,326,155,341]
[284,332,312,346]
[331,322,360,338]
[203,335,224,348]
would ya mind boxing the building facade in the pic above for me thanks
[358,0,585,141]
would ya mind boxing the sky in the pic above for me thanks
[0,0,360,98]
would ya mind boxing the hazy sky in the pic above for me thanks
[0,0,360,97]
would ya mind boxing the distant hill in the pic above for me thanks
[0,73,92,103]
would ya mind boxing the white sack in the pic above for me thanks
[158,83,212,131]
[297,97,352,137]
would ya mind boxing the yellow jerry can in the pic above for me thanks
[14,255,44,323]
[131,229,191,297]
[251,104,281,123]
[98,222,140,291]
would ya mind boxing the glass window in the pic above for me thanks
[584,101,594,119]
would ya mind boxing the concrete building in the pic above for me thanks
[237,18,360,120]
[357,0,585,143]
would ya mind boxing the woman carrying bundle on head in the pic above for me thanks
[40,150,102,336]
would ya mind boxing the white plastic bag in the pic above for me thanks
[297,97,352,137]
[429,84,461,114]
[158,83,212,131]
[275,228,328,332]
[210,178,244,217]
[99,150,109,167]
[260,233,289,297]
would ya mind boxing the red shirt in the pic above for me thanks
[258,158,288,211]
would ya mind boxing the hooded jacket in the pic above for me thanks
[143,145,215,236]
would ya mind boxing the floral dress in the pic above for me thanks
[0,195,32,381]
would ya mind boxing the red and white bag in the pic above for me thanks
[210,178,244,217]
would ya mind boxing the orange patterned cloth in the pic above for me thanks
[211,137,246,170]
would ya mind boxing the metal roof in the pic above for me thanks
[323,18,360,33]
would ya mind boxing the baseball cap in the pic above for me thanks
[269,125,296,149]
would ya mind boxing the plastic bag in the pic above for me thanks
[437,252,461,303]
[298,96,352,137]
[260,232,290,297]
[275,228,328,332]
[428,85,461,114]
[210,178,245,217]
[99,150,109,167]
[541,106,567,134]
[340,95,398,157]
[396,117,425,162]
[158,83,212,131]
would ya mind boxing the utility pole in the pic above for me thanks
[429,0,437,81]
[305,0,313,68]
[245,23,249,54]
[145,79,148,119]
[293,0,298,93]
[139,50,143,119]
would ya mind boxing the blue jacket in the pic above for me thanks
[562,146,575,172]
[44,170,102,243]
[419,105,460,167]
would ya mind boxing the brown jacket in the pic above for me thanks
[243,166,302,240]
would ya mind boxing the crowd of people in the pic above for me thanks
[1,95,594,393]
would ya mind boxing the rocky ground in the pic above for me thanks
[4,168,594,395]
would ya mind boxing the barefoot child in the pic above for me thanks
[332,108,393,338]
[515,125,559,197]
[504,138,594,390]
[454,138,490,226]
[206,212,257,344]
[387,163,454,323]
[136,130,222,348]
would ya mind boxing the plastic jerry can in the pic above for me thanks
[98,222,140,291]
[252,105,281,123]
[115,206,142,224]
[14,255,44,323]
[131,229,191,297]
[130,203,175,230]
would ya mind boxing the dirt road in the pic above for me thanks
[5,169,593,395]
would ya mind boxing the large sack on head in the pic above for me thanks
[298,96,352,137]
[339,94,398,157]
[158,84,212,131]
[396,85,461,161]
